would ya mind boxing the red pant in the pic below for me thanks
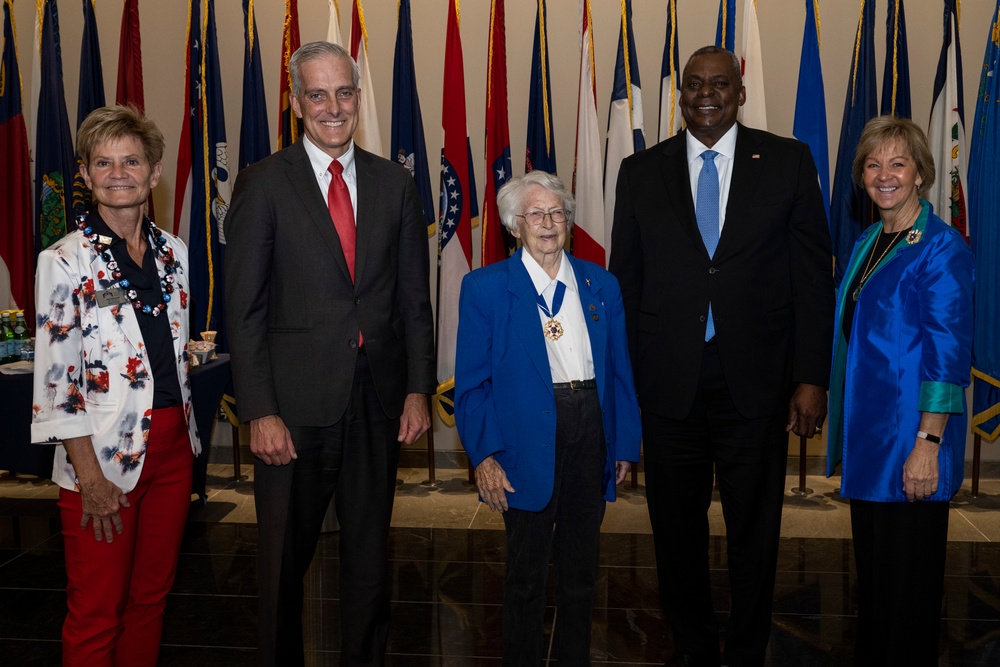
[59,406,193,667]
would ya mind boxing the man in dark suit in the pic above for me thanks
[609,46,834,667]
[225,42,435,666]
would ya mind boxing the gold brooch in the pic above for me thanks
[906,229,922,244]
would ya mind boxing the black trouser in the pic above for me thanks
[501,385,607,666]
[643,341,788,667]
[851,498,949,666]
[255,351,401,666]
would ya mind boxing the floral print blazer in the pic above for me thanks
[31,224,200,494]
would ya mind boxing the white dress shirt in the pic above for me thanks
[302,134,358,223]
[521,250,595,384]
[686,123,738,235]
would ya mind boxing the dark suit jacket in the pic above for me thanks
[224,141,435,427]
[609,125,834,420]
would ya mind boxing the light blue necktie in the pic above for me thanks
[696,150,720,341]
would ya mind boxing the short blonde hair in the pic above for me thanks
[76,105,164,168]
[852,115,935,193]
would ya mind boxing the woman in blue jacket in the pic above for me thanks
[828,116,974,666]
[455,171,640,665]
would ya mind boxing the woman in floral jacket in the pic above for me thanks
[32,106,199,667]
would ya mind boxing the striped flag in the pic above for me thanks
[829,0,877,285]
[277,0,301,149]
[881,0,911,118]
[0,0,34,320]
[571,0,605,266]
[390,0,435,237]
[74,0,106,218]
[482,0,514,266]
[173,0,199,242]
[327,0,342,44]
[716,0,736,52]
[927,0,968,239]
[350,0,382,156]
[525,0,556,173]
[239,0,270,170]
[969,0,1000,440]
[738,0,766,129]
[436,0,474,426]
[658,0,682,141]
[34,0,76,254]
[604,0,645,262]
[793,0,830,224]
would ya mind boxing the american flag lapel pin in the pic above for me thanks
[752,154,761,159]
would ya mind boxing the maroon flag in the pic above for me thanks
[482,0,513,266]
[115,0,153,218]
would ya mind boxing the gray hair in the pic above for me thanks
[685,45,742,85]
[289,41,360,96]
[496,171,576,233]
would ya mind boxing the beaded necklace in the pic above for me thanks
[77,212,177,317]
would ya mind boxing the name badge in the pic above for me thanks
[96,287,129,308]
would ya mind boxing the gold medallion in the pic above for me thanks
[543,318,564,341]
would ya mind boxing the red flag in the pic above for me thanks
[277,0,301,149]
[482,0,513,266]
[116,0,153,219]
[0,0,34,321]
[116,0,143,110]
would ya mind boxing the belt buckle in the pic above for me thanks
[569,380,583,391]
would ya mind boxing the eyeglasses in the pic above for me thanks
[515,208,568,226]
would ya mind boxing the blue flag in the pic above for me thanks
[390,0,435,236]
[525,0,556,173]
[73,0,105,218]
[830,0,877,286]
[239,0,270,170]
[187,0,231,351]
[715,0,735,52]
[881,0,911,118]
[35,0,76,253]
[793,0,830,224]
[658,0,682,141]
[969,0,1000,440]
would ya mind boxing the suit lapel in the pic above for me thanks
[508,250,553,390]
[716,124,762,259]
[570,256,607,404]
[659,133,704,253]
[282,141,354,284]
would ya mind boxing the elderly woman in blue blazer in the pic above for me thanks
[827,116,974,666]
[455,171,640,664]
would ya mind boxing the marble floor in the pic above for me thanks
[1,451,999,665]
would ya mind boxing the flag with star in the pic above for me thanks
[738,0,766,129]
[0,0,34,321]
[715,0,735,51]
[604,0,645,263]
[927,0,968,239]
[239,0,270,170]
[830,0,877,285]
[390,0,435,237]
[73,0,106,219]
[525,0,556,174]
[793,0,830,224]
[436,0,475,426]
[881,0,911,118]
[658,0,682,141]
[482,0,514,266]
[34,0,76,254]
[277,0,301,149]
[572,0,604,266]
[969,0,1000,440]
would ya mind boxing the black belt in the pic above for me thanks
[553,379,597,391]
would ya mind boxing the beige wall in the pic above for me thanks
[9,0,998,459]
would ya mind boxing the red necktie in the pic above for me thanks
[327,160,356,281]
[327,160,362,346]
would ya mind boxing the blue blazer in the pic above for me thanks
[827,201,974,502]
[455,249,642,512]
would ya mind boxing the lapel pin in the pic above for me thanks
[752,154,761,159]
[585,278,591,287]
[589,304,597,311]
[592,314,599,321]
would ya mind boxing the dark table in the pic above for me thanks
[0,355,231,502]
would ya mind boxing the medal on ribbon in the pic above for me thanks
[538,282,566,341]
